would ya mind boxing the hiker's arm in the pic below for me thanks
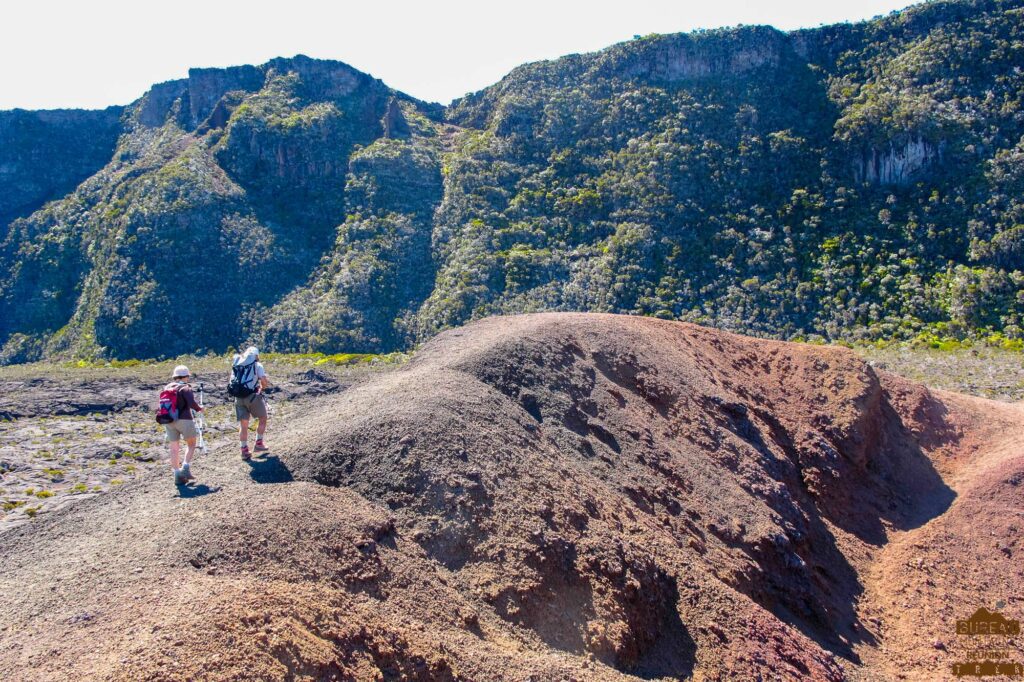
[184,388,203,412]
[259,376,270,390]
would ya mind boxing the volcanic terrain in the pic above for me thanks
[0,313,1021,681]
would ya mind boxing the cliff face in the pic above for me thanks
[2,0,1024,362]
[600,26,790,83]
[0,107,123,225]
[186,65,264,127]
[854,136,943,185]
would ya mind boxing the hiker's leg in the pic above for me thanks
[235,398,252,453]
[254,395,268,443]
[183,437,197,465]
[165,425,180,469]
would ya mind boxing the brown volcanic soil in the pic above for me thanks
[0,313,1021,681]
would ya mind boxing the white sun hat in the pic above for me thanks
[172,365,191,378]
[238,346,259,364]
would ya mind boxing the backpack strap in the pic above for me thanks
[173,382,187,413]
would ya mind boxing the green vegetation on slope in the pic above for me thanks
[2,2,1024,362]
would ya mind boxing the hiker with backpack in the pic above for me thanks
[155,365,204,486]
[228,346,270,461]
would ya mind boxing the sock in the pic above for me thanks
[256,437,264,444]
[241,441,248,449]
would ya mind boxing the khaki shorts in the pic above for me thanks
[164,419,198,443]
[235,393,268,422]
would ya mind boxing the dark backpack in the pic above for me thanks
[155,383,182,424]
[227,358,259,398]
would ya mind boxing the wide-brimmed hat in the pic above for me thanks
[172,365,191,378]
[238,346,259,364]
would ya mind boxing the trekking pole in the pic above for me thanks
[196,382,207,454]
[264,388,275,420]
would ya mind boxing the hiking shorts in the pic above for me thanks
[164,419,198,443]
[235,393,268,422]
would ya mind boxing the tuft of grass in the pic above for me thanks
[2,500,26,512]
[110,479,124,485]
[70,483,88,494]
[35,490,54,499]
[42,467,64,480]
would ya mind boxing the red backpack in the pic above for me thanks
[155,383,182,424]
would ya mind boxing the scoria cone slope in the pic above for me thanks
[0,313,1021,681]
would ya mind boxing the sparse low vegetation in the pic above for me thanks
[858,342,1024,402]
[0,351,407,381]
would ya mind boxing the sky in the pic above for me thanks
[0,0,917,111]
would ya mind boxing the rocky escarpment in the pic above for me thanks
[136,56,394,132]
[0,55,440,363]
[0,107,123,225]
[4,0,1024,363]
[598,25,790,83]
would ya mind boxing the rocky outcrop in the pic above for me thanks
[187,65,263,127]
[136,79,187,127]
[631,27,788,83]
[854,136,942,185]
[264,54,374,101]
[139,57,377,132]
[381,97,410,139]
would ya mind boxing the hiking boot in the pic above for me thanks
[254,441,269,453]
[240,446,251,461]
[173,468,187,486]
[180,465,195,483]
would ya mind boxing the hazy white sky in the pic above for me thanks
[1,0,915,110]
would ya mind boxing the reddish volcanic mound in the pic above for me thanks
[0,313,1021,681]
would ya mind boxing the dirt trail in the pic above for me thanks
[854,393,1024,681]
[0,313,1021,681]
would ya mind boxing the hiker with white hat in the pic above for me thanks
[227,346,270,461]
[154,365,204,485]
